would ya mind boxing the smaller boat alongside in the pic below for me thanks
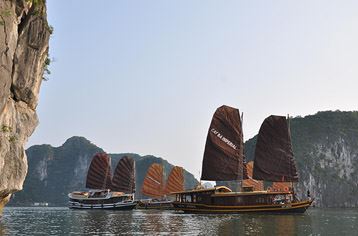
[68,154,137,210]
[138,164,184,209]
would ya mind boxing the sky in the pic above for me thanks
[28,0,358,179]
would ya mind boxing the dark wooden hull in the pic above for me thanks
[172,200,313,214]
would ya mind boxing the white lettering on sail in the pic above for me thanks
[210,128,237,150]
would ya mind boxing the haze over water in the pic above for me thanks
[1,208,357,235]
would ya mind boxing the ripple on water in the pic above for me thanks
[0,208,357,235]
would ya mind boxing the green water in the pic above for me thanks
[0,207,357,235]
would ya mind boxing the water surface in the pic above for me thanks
[0,207,357,235]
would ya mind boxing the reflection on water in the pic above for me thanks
[215,213,314,235]
[0,207,357,235]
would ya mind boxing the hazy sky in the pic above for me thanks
[29,0,358,178]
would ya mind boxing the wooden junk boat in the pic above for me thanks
[172,105,313,214]
[68,154,137,210]
[139,163,184,209]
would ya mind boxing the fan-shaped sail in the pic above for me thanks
[111,156,135,193]
[141,163,164,198]
[164,166,184,194]
[86,153,112,189]
[242,161,264,191]
[253,115,298,182]
[201,105,244,181]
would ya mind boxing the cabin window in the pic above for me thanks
[192,194,197,203]
[185,195,191,202]
[256,197,265,204]
[236,196,242,204]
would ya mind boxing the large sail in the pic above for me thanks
[253,115,299,182]
[86,153,112,189]
[242,161,264,191]
[141,163,164,198]
[111,156,135,193]
[164,166,184,194]
[201,105,244,181]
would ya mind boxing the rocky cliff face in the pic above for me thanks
[0,0,50,208]
[245,111,358,207]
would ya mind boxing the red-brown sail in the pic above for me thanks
[86,153,112,189]
[253,115,299,182]
[164,166,184,194]
[270,182,291,192]
[141,163,164,198]
[242,161,264,191]
[111,156,135,193]
[201,105,244,181]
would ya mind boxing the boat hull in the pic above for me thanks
[173,200,313,214]
[69,200,137,210]
[137,200,173,210]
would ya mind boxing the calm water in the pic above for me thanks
[0,207,357,235]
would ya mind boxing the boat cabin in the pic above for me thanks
[173,186,295,206]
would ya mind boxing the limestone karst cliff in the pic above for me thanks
[0,0,50,208]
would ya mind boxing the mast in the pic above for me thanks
[239,112,244,192]
[161,161,165,197]
[287,114,295,194]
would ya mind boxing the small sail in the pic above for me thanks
[242,161,264,191]
[271,182,291,192]
[142,163,164,198]
[111,156,135,193]
[253,115,299,182]
[201,105,244,181]
[164,166,184,194]
[86,153,112,189]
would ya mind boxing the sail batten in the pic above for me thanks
[86,153,112,190]
[111,156,135,193]
[201,105,244,181]
[253,115,299,182]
